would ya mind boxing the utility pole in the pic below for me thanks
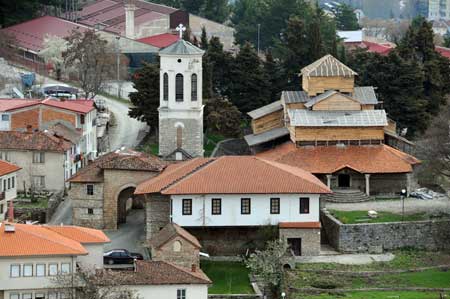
[115,36,121,99]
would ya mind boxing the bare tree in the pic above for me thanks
[39,35,69,81]
[53,266,141,299]
[63,30,116,99]
[0,31,18,61]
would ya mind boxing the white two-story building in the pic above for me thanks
[136,156,331,256]
[0,160,20,221]
[0,222,110,299]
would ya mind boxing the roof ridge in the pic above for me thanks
[160,261,212,283]
[161,158,216,192]
[16,225,86,254]
[45,225,109,243]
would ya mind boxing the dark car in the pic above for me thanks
[103,249,144,265]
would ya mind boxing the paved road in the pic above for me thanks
[48,198,73,225]
[103,209,147,257]
[324,195,450,214]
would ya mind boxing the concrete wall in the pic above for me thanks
[77,243,105,270]
[321,210,450,253]
[4,150,65,192]
[151,235,200,268]
[71,182,104,229]
[171,194,321,227]
[129,284,208,299]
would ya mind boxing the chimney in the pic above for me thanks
[124,0,136,39]
[8,199,14,223]
[191,264,196,272]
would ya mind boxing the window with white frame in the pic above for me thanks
[36,264,46,277]
[177,289,186,299]
[22,293,32,299]
[61,263,71,274]
[10,264,20,277]
[49,263,58,276]
[23,264,33,277]
[11,176,14,189]
[0,151,10,161]
[48,292,57,299]
[32,176,45,189]
[35,293,45,299]
[32,152,45,163]
[2,114,9,121]
[10,294,19,299]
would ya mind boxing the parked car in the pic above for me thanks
[103,249,144,265]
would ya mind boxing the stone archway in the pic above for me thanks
[116,186,136,225]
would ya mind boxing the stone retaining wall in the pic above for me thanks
[321,210,450,253]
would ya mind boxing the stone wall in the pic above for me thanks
[159,117,204,158]
[71,182,104,229]
[151,235,200,268]
[321,210,450,253]
[279,228,321,256]
[145,193,171,240]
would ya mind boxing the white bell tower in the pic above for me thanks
[158,24,205,160]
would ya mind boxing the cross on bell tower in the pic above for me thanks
[176,23,186,39]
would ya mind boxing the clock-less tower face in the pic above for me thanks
[158,38,205,160]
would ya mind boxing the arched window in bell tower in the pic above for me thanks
[175,73,184,102]
[191,74,197,101]
[163,73,168,101]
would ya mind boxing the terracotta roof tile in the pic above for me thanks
[149,223,201,249]
[279,222,321,229]
[0,160,21,176]
[69,150,166,183]
[257,143,420,174]
[0,131,72,152]
[0,99,40,111]
[0,223,88,257]
[44,226,110,244]
[97,260,211,285]
[136,156,330,195]
[42,99,95,114]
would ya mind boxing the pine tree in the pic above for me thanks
[200,26,208,50]
[182,26,192,43]
[264,49,285,102]
[333,4,360,30]
[205,36,233,97]
[128,63,160,132]
[201,0,230,23]
[181,0,204,14]
[307,19,323,62]
[229,42,270,113]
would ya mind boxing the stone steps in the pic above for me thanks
[322,190,372,203]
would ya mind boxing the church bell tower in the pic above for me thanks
[158,24,205,160]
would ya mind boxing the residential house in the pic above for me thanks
[99,260,211,299]
[0,130,74,192]
[0,98,97,170]
[244,55,420,200]
[0,222,110,299]
[68,149,166,230]
[0,160,21,221]
[135,155,331,256]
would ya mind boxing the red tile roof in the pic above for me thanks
[279,222,321,229]
[137,33,178,48]
[1,16,90,53]
[0,223,88,257]
[44,226,110,244]
[0,99,40,112]
[257,143,420,174]
[436,46,450,59]
[362,41,393,55]
[97,260,211,285]
[149,223,201,249]
[0,160,21,177]
[135,156,331,195]
[42,99,95,114]
[0,131,73,152]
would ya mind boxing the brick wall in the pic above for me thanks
[11,108,40,130]
[41,107,76,127]
[321,210,450,253]
[151,235,200,268]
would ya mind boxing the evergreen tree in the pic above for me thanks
[182,26,192,42]
[128,63,160,132]
[229,42,270,113]
[201,0,230,23]
[444,33,450,48]
[205,36,233,97]
[307,19,324,62]
[200,26,209,50]
[264,49,285,102]
[204,97,242,137]
[333,4,360,30]
[181,0,204,14]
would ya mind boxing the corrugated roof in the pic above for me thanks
[0,99,40,111]
[136,156,331,195]
[244,127,289,147]
[289,109,387,127]
[281,90,310,104]
[247,100,283,119]
[42,99,95,114]
[353,86,378,105]
[337,30,363,43]
[159,39,204,55]
[304,90,360,108]
[257,142,420,174]
[301,54,357,77]
[138,33,178,48]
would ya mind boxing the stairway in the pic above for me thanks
[321,189,372,203]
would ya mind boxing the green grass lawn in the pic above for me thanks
[330,210,428,224]
[298,291,450,299]
[201,261,254,294]
[204,133,225,157]
[15,199,48,209]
